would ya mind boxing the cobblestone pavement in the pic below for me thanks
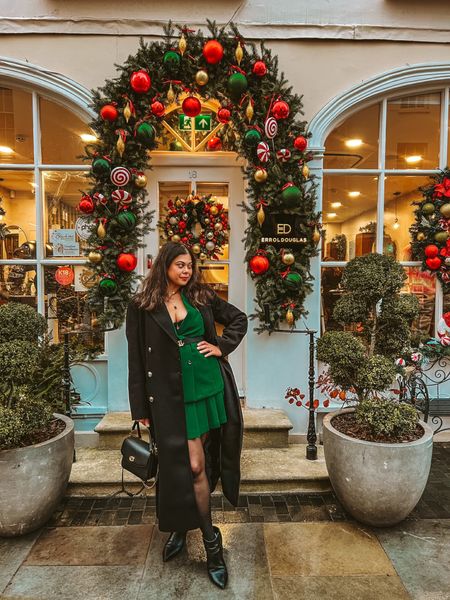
[1,444,449,599]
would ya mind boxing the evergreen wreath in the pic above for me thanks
[158,194,229,260]
[79,20,320,331]
[410,169,450,293]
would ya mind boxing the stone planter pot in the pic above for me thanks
[323,408,433,527]
[0,413,74,537]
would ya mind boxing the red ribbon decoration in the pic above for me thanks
[256,199,268,209]
[228,65,247,75]
[280,267,291,279]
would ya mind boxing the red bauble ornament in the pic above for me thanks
[100,104,118,122]
[426,256,442,270]
[217,107,231,123]
[272,100,290,120]
[203,40,224,64]
[424,244,439,258]
[150,100,165,117]
[207,136,222,151]
[294,135,308,152]
[116,252,138,272]
[182,96,201,117]
[249,254,269,275]
[130,70,151,93]
[252,61,267,76]
[78,195,95,214]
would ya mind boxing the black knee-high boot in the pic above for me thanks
[203,526,228,589]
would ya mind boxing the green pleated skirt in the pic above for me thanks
[185,390,228,439]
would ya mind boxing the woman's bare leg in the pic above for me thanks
[188,433,215,540]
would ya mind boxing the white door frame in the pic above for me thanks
[141,157,247,396]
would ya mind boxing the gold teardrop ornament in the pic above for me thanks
[116,134,125,157]
[286,308,295,326]
[246,99,254,123]
[167,83,175,103]
[123,101,132,123]
[97,221,106,239]
[235,42,244,65]
[179,33,187,56]
[257,204,265,226]
[302,164,310,179]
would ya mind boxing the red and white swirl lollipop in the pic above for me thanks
[111,189,132,205]
[264,116,278,139]
[93,192,107,205]
[110,166,131,187]
[276,148,291,162]
[256,141,270,163]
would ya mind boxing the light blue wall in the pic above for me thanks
[106,325,129,412]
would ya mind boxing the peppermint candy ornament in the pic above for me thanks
[276,148,291,162]
[395,358,406,367]
[110,166,131,186]
[264,116,278,139]
[256,141,270,163]
[111,189,132,205]
[93,192,107,206]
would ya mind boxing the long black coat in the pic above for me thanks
[125,291,248,532]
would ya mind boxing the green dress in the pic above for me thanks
[174,293,227,439]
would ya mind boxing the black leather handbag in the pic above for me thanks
[120,421,158,490]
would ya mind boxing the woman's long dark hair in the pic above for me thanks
[133,242,212,311]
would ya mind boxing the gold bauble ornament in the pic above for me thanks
[135,173,147,188]
[167,83,175,103]
[302,164,310,179]
[199,252,207,261]
[257,205,265,226]
[195,70,209,86]
[235,42,244,65]
[88,250,103,264]
[204,218,210,225]
[286,308,295,326]
[175,199,183,207]
[214,222,223,231]
[440,203,450,218]
[312,226,321,244]
[91,317,99,328]
[123,101,132,123]
[97,222,106,239]
[417,232,426,241]
[282,252,295,266]
[116,135,125,157]
[210,205,219,216]
[246,99,254,122]
[192,243,201,254]
[179,33,187,56]
[254,168,268,183]
[172,234,181,243]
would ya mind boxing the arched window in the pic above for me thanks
[0,80,103,350]
[320,86,449,338]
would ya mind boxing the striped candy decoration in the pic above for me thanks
[111,189,132,205]
[264,116,278,139]
[276,148,291,162]
[93,192,107,205]
[256,141,270,163]
[110,166,131,186]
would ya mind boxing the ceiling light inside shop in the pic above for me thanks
[348,191,360,198]
[80,134,98,143]
[345,139,363,148]
[405,155,422,164]
[327,212,337,218]
[331,202,342,208]
[393,218,400,230]
[0,146,14,154]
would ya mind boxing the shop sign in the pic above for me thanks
[50,229,80,256]
[75,216,93,241]
[260,213,308,248]
[55,266,74,286]
[74,265,99,291]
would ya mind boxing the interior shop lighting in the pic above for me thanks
[80,134,98,143]
[345,139,363,148]
[327,212,337,218]
[0,146,14,154]
[393,218,400,230]
[405,155,422,164]
[348,191,361,198]
[331,202,342,208]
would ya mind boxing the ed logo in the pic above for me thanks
[277,223,292,234]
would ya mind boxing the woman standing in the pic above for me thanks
[125,241,247,589]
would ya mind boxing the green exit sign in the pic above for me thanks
[178,114,211,131]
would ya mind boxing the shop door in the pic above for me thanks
[145,166,246,396]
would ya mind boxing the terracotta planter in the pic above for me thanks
[323,408,433,527]
[0,413,74,537]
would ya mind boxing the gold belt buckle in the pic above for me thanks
[177,339,184,347]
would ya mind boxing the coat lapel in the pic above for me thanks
[149,304,179,345]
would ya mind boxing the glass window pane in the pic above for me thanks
[0,264,37,305]
[386,93,441,170]
[324,103,380,169]
[42,171,89,258]
[44,264,104,351]
[0,87,33,164]
[40,98,92,164]
[0,170,36,256]
[321,266,344,333]
[322,175,378,260]
[384,175,430,260]
[402,266,436,339]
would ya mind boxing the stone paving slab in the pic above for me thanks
[0,529,41,592]
[375,519,450,600]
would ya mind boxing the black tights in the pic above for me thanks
[192,434,215,541]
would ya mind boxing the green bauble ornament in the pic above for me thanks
[281,183,302,207]
[227,72,248,99]
[136,122,156,148]
[92,158,110,176]
[434,231,449,244]
[116,210,137,230]
[99,277,117,296]
[422,202,435,215]
[163,50,181,71]
[244,129,261,147]
[285,272,302,288]
[170,140,183,152]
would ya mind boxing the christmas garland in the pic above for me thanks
[410,169,450,292]
[78,20,319,330]
[158,194,229,260]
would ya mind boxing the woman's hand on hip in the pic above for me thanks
[197,341,222,358]
[138,417,151,427]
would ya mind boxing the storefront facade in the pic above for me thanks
[0,1,449,436]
